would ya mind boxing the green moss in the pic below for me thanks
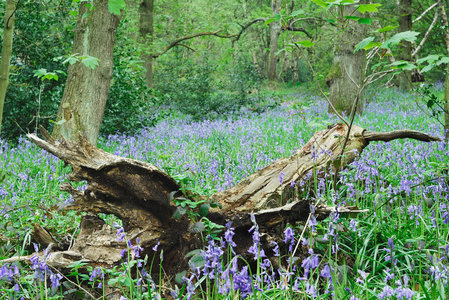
[326,62,342,83]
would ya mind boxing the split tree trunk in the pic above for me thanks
[26,123,440,278]
[0,0,16,135]
[51,0,120,146]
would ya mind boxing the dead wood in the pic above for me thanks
[26,124,440,277]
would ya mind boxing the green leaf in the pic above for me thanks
[377,25,396,33]
[173,206,187,220]
[185,249,202,258]
[354,36,375,52]
[345,16,360,21]
[290,9,305,17]
[264,18,275,25]
[175,271,187,284]
[274,13,281,22]
[296,40,315,47]
[357,3,381,14]
[381,31,420,49]
[63,56,79,65]
[421,64,434,73]
[108,0,126,15]
[389,60,416,71]
[310,0,327,8]
[358,18,375,24]
[436,56,449,66]
[416,55,440,65]
[189,221,205,233]
[199,204,210,217]
[189,254,206,269]
[33,68,48,78]
[80,56,99,69]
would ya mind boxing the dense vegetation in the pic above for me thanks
[0,0,448,299]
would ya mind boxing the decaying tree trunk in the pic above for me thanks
[25,123,440,278]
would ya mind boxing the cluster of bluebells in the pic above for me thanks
[181,216,330,299]
[377,276,415,300]
[30,244,63,289]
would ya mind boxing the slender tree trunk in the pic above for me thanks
[398,0,412,91]
[268,0,281,81]
[327,4,366,115]
[0,0,16,135]
[139,0,154,88]
[440,2,449,141]
[52,0,120,145]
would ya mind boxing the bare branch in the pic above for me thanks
[151,17,313,58]
[413,1,439,24]
[439,1,449,52]
[412,7,439,57]
[152,30,237,58]
[283,25,312,39]
[363,129,441,142]
[233,18,266,42]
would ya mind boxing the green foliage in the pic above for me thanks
[1,0,75,142]
[107,0,126,16]
[155,57,262,121]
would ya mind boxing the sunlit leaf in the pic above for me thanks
[310,0,327,8]
[296,40,315,47]
[290,9,305,17]
[358,18,375,24]
[354,36,374,52]
[108,0,126,15]
[381,31,420,49]
[357,3,381,14]
[80,56,99,70]
[345,16,359,21]
[377,25,396,33]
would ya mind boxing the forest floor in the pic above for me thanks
[0,85,448,299]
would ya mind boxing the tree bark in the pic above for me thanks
[26,124,440,278]
[268,0,281,81]
[398,0,412,91]
[51,0,120,146]
[439,2,449,142]
[327,4,367,115]
[0,0,16,135]
[139,0,154,88]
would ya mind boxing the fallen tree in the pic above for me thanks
[24,123,440,278]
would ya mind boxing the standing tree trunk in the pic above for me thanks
[139,0,154,88]
[327,4,366,115]
[51,0,120,145]
[268,0,281,81]
[398,0,412,91]
[439,2,449,142]
[0,0,16,135]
